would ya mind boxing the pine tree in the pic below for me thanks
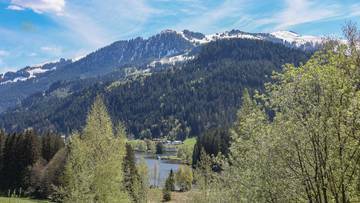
[163,170,175,202]
[123,143,143,202]
[156,142,164,154]
[162,187,171,202]
[60,96,130,202]
[41,132,64,162]
[20,129,41,189]
[165,169,175,191]
[0,130,6,190]
[0,130,6,179]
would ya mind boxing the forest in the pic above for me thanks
[0,25,360,202]
[0,38,310,140]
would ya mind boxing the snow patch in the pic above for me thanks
[149,53,195,67]
[0,66,56,85]
[270,31,323,47]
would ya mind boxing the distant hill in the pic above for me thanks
[0,38,311,139]
[0,29,322,112]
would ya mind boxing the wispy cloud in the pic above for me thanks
[350,3,360,17]
[173,0,249,33]
[7,4,25,11]
[0,50,10,57]
[49,0,160,48]
[8,0,65,15]
[41,46,62,56]
[271,0,342,30]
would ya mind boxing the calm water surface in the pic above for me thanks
[136,152,182,187]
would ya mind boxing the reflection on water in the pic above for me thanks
[136,152,182,187]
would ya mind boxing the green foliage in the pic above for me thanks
[165,169,176,192]
[41,133,64,162]
[136,157,149,201]
[192,128,230,167]
[60,96,130,202]
[175,165,193,192]
[0,39,310,140]
[163,170,175,202]
[0,130,5,176]
[123,144,146,203]
[0,130,64,198]
[194,36,360,202]
[128,140,148,152]
[0,130,41,191]
[162,188,171,202]
[176,138,196,164]
[155,142,164,154]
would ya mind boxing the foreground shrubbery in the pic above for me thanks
[0,130,64,199]
[193,25,360,202]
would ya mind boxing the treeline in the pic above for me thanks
[0,130,64,198]
[192,24,360,202]
[0,39,310,140]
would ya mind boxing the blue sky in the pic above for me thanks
[0,0,359,73]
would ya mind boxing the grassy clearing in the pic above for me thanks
[175,138,196,164]
[147,188,199,203]
[0,197,48,203]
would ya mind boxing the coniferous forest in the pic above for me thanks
[0,20,360,203]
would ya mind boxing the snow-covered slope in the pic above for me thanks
[175,29,323,49]
[270,31,323,48]
[147,29,323,67]
[0,58,70,85]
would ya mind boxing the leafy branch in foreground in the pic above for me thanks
[194,25,360,202]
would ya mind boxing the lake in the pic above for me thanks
[136,152,182,187]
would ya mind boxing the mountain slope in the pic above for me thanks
[0,29,322,112]
[0,39,311,138]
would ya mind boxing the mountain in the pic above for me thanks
[0,29,322,112]
[0,38,311,138]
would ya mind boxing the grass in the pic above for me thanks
[147,188,199,203]
[0,197,48,203]
[182,138,196,147]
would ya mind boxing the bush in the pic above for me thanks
[156,142,164,154]
[162,188,171,201]
[175,166,193,192]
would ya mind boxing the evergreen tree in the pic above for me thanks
[0,130,6,178]
[163,169,175,201]
[123,143,143,203]
[60,96,130,202]
[136,157,149,202]
[165,169,175,192]
[0,133,17,190]
[155,142,164,154]
[20,129,41,189]
[41,132,64,162]
[162,186,171,202]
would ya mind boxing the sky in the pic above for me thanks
[0,0,359,73]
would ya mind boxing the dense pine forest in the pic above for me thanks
[0,39,310,140]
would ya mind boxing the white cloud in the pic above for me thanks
[41,46,62,56]
[173,0,249,33]
[7,5,25,11]
[350,4,360,17]
[0,50,9,57]
[49,0,160,48]
[8,0,65,15]
[272,0,341,30]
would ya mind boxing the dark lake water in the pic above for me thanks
[135,152,182,187]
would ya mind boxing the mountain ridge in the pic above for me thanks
[0,29,322,112]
